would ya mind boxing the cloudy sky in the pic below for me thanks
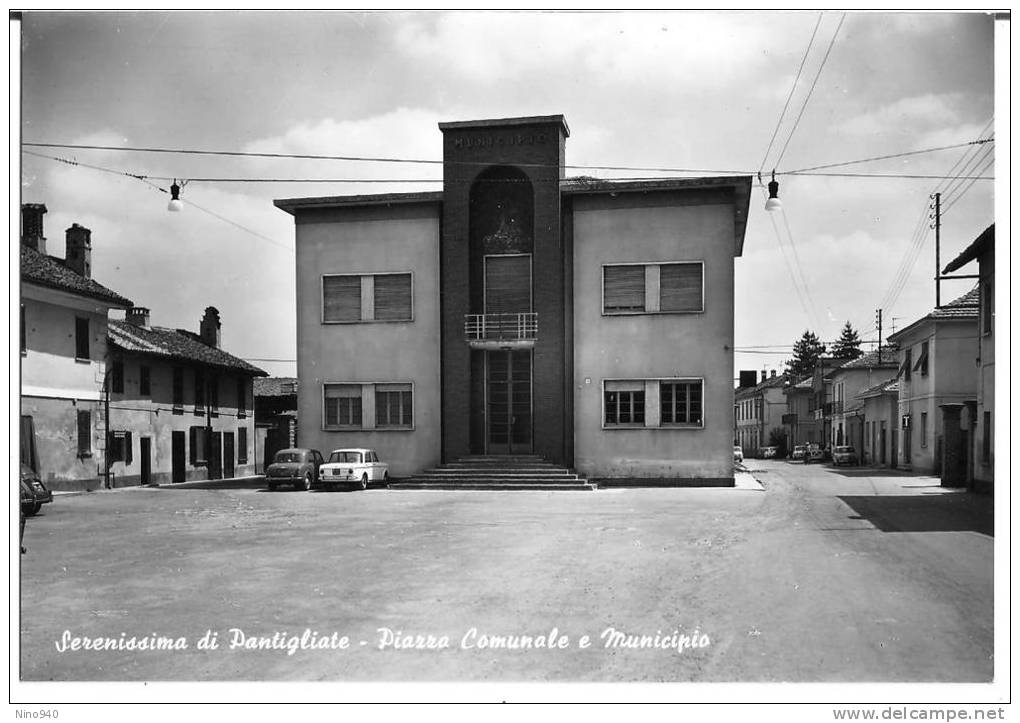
[17,10,997,379]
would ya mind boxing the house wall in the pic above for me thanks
[106,354,258,486]
[20,285,114,490]
[571,193,735,482]
[862,393,898,466]
[895,319,978,473]
[831,367,896,448]
[974,251,994,488]
[293,203,442,477]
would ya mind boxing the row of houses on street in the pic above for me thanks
[19,203,267,491]
[758,224,995,493]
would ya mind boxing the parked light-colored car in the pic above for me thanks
[733,446,744,464]
[761,446,778,459]
[805,444,825,463]
[791,445,808,461]
[320,448,389,491]
[832,445,859,466]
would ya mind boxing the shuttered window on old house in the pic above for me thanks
[373,273,413,321]
[659,263,703,312]
[76,411,90,458]
[238,427,248,464]
[108,431,133,465]
[323,275,362,322]
[75,316,90,359]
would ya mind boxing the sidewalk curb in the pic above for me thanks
[51,476,267,496]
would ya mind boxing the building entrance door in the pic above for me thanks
[486,350,532,455]
[223,432,235,479]
[140,437,151,485]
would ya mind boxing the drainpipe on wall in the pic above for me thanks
[103,366,111,489]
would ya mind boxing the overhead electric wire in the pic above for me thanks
[939,141,995,206]
[941,156,994,218]
[758,12,823,175]
[772,12,847,169]
[22,139,994,181]
[786,139,994,174]
[24,149,292,252]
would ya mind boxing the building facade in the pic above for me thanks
[782,376,819,449]
[276,115,750,483]
[887,288,979,476]
[254,376,299,474]
[856,377,899,467]
[106,307,266,486]
[942,225,994,492]
[827,347,899,454]
[734,371,787,457]
[20,205,134,491]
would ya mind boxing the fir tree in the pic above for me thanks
[831,321,864,361]
[786,330,827,379]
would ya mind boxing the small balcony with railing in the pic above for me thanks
[464,313,538,350]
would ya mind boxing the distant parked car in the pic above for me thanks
[832,445,859,466]
[20,464,53,516]
[805,444,825,463]
[733,446,744,464]
[320,448,389,490]
[265,448,324,491]
[761,446,778,459]
[791,445,808,461]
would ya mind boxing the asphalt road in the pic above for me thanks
[18,461,994,682]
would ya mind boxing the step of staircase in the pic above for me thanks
[389,456,595,491]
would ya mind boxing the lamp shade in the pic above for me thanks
[167,198,183,212]
[765,176,782,212]
[764,196,782,212]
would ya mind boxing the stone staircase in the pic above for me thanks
[388,455,595,491]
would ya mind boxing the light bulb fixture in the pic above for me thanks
[764,170,782,213]
[167,180,184,212]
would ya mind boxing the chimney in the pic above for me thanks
[200,306,221,348]
[127,307,151,329]
[771,369,777,378]
[65,224,92,278]
[21,204,48,253]
[738,370,757,389]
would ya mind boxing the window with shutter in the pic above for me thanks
[373,273,412,321]
[659,263,703,312]
[75,316,90,359]
[140,365,151,396]
[323,275,362,322]
[77,410,91,457]
[603,265,646,313]
[238,427,248,463]
[111,360,124,393]
[173,367,184,412]
[485,256,531,314]
[324,384,363,427]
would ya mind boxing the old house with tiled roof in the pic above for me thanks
[887,286,979,478]
[827,345,900,456]
[855,377,900,467]
[734,370,788,457]
[254,376,299,472]
[942,225,994,492]
[106,307,267,485]
[19,204,134,491]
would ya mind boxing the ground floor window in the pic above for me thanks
[76,410,91,458]
[661,380,703,425]
[323,382,414,430]
[190,426,208,464]
[108,431,133,464]
[238,427,248,464]
[604,378,704,429]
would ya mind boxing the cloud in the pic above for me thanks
[837,93,963,136]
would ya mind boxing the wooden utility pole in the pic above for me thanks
[932,192,942,308]
[875,309,883,361]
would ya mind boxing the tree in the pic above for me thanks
[831,321,864,361]
[786,330,827,379]
[768,427,789,459]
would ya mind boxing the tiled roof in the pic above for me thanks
[943,224,993,274]
[930,286,980,318]
[108,320,267,376]
[735,372,789,399]
[254,377,299,397]
[837,344,900,370]
[856,377,899,399]
[20,244,133,307]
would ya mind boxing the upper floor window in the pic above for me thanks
[603,262,703,315]
[111,360,124,394]
[194,369,206,414]
[75,316,90,360]
[323,273,412,323]
[901,348,913,382]
[139,365,151,396]
[983,282,993,334]
[237,377,247,418]
[913,341,929,377]
[172,366,184,412]
[209,375,220,416]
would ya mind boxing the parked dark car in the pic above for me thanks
[20,464,53,516]
[265,448,324,491]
